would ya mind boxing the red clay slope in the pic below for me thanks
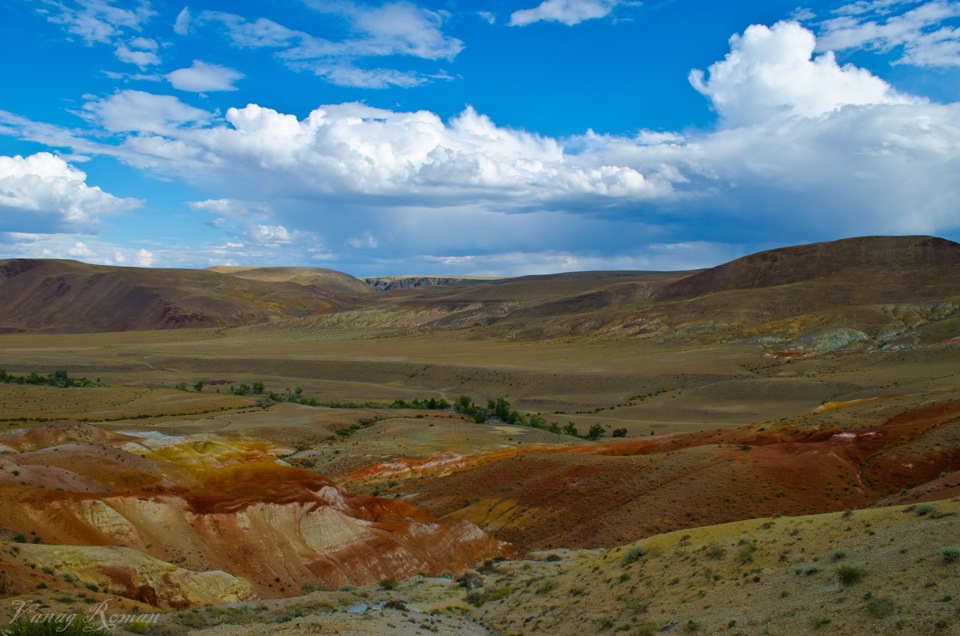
[355,401,960,552]
[0,423,508,603]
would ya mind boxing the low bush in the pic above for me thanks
[378,577,399,591]
[622,545,647,566]
[837,565,867,586]
[942,547,960,564]
[867,598,896,618]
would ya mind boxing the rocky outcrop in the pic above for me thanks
[15,544,253,608]
[0,425,508,604]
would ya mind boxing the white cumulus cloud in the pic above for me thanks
[166,60,244,92]
[82,90,210,134]
[0,152,142,235]
[690,21,917,125]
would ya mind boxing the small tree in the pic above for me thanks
[193,381,204,393]
[586,424,605,440]
[252,380,266,394]
[563,422,580,437]
[456,395,473,412]
[612,428,627,438]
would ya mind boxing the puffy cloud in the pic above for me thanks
[166,60,244,92]
[85,99,668,207]
[690,21,917,125]
[67,241,95,257]
[248,224,292,244]
[135,248,154,266]
[347,232,378,249]
[115,43,161,67]
[817,0,960,67]
[82,90,210,134]
[0,232,164,267]
[0,152,141,235]
[509,0,620,26]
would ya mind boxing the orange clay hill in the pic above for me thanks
[0,235,958,634]
[0,422,508,607]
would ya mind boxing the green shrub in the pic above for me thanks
[867,598,896,618]
[913,503,937,516]
[837,565,867,586]
[941,547,960,564]
[706,543,726,559]
[379,577,399,590]
[622,545,647,566]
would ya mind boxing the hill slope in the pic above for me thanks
[657,235,960,300]
[0,259,362,333]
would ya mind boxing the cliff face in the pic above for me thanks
[0,424,508,606]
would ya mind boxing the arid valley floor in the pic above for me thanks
[1,236,959,635]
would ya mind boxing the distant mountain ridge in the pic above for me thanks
[2,236,958,341]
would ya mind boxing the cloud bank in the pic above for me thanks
[3,19,960,272]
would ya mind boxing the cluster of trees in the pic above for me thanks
[0,369,99,388]
[178,378,629,441]
[453,395,626,440]
[391,397,452,410]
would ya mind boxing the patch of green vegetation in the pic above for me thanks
[705,543,727,560]
[536,579,559,594]
[867,598,896,618]
[0,369,101,388]
[622,545,648,566]
[837,565,867,586]
[942,546,960,564]
[810,616,832,630]
[379,577,399,591]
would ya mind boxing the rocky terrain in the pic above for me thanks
[1,235,959,634]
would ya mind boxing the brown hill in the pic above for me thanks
[0,259,362,333]
[3,236,959,342]
[657,235,960,300]
[209,265,372,295]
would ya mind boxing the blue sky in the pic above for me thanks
[1,0,959,276]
